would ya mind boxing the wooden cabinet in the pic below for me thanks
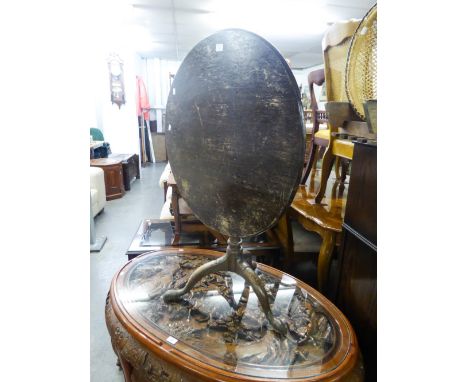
[91,158,125,200]
[335,142,376,381]
[109,153,140,191]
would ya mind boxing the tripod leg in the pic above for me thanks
[163,254,228,302]
[237,262,287,335]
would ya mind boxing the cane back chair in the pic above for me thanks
[315,8,377,203]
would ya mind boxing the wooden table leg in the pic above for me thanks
[292,214,338,293]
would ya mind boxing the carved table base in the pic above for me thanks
[163,238,287,335]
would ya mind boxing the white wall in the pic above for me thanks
[86,2,141,162]
[97,50,140,156]
[139,58,181,133]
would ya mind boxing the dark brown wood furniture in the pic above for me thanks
[167,171,227,246]
[158,166,281,261]
[106,29,365,380]
[315,16,377,204]
[109,153,140,191]
[275,166,347,293]
[126,219,207,260]
[106,248,364,382]
[90,158,125,200]
[301,70,350,190]
[163,29,309,334]
[313,20,360,204]
[301,68,327,185]
[334,141,376,381]
[126,219,281,261]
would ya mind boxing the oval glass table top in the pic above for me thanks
[110,249,360,380]
[165,29,305,237]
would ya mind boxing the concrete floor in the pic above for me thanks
[90,162,166,382]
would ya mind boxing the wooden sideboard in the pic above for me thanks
[334,142,377,381]
[90,158,125,200]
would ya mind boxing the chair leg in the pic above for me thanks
[172,233,180,245]
[317,145,325,167]
[301,143,319,185]
[340,159,349,186]
[308,146,323,194]
[315,147,334,204]
[311,145,321,172]
[334,157,341,180]
[317,230,336,292]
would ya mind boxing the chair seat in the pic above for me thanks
[332,139,354,160]
[314,129,330,140]
[291,185,345,232]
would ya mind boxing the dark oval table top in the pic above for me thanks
[108,249,362,381]
[166,29,305,238]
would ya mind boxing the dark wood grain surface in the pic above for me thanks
[166,29,305,238]
[342,142,376,247]
[335,142,377,381]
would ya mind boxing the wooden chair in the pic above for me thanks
[314,19,376,203]
[275,165,347,292]
[301,68,327,185]
[301,69,350,187]
[274,22,362,291]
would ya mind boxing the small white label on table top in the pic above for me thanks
[166,336,178,345]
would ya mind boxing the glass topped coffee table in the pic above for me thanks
[127,219,281,261]
[107,249,363,381]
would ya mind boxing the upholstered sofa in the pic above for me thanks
[90,166,106,217]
